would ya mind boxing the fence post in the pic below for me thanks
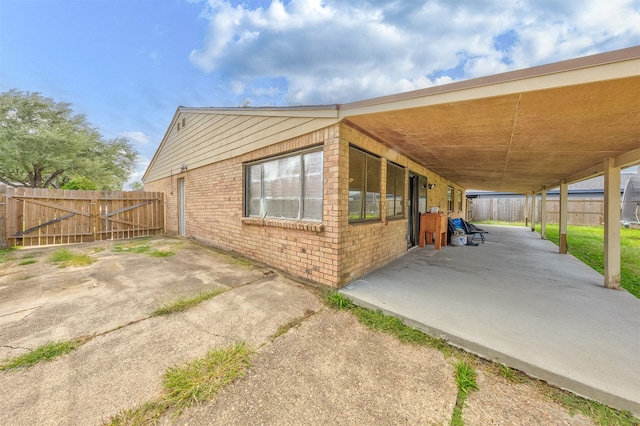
[91,196,98,241]
[0,184,7,248]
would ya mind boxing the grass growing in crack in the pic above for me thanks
[451,360,478,426]
[18,259,37,265]
[151,289,226,316]
[49,248,95,268]
[271,309,316,340]
[496,363,530,384]
[105,400,168,426]
[163,342,253,414]
[324,291,451,355]
[548,389,639,426]
[108,342,254,423]
[0,340,77,370]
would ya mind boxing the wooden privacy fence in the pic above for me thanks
[0,184,164,248]
[469,197,604,226]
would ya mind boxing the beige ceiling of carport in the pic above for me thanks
[338,46,640,193]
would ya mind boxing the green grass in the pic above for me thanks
[0,247,16,263]
[548,389,639,426]
[105,400,168,426]
[451,360,479,426]
[18,259,37,266]
[148,250,175,258]
[0,340,77,370]
[535,224,640,298]
[150,289,226,316]
[49,248,95,268]
[323,292,451,354]
[163,343,253,412]
[112,243,151,254]
[112,239,175,258]
[107,342,254,423]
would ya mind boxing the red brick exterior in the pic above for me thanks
[145,123,466,287]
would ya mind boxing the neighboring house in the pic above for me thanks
[143,111,465,288]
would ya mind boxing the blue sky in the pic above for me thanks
[1,0,639,186]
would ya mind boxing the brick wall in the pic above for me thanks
[337,124,465,283]
[145,122,466,288]
[146,125,341,287]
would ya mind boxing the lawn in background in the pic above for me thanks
[474,221,640,299]
[534,224,640,299]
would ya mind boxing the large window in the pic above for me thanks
[386,162,405,218]
[447,186,454,212]
[349,147,381,221]
[245,149,323,221]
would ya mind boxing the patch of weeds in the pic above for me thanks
[105,400,168,426]
[0,247,16,263]
[108,343,253,423]
[148,250,174,258]
[151,289,226,316]
[49,248,94,268]
[451,360,478,426]
[90,247,106,254]
[271,309,315,340]
[18,259,37,266]
[112,243,150,254]
[163,342,253,415]
[548,389,639,426]
[323,291,355,310]
[0,340,77,371]
[495,363,530,384]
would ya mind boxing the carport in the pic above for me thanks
[341,225,640,415]
[339,46,640,289]
[338,46,640,415]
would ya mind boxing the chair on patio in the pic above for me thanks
[449,218,488,245]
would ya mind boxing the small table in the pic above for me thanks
[419,213,448,250]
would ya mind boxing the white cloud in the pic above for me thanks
[189,0,640,105]
[120,131,151,145]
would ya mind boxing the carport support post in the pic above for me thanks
[530,191,536,232]
[540,187,547,239]
[559,180,568,254]
[524,193,529,227]
[603,158,621,289]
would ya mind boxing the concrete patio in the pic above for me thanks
[341,224,640,415]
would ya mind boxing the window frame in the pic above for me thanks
[244,147,323,222]
[386,161,405,219]
[457,189,463,212]
[447,186,455,212]
[348,146,381,222]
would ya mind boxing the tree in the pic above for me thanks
[128,181,144,191]
[0,90,138,189]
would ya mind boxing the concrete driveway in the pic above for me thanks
[0,236,602,425]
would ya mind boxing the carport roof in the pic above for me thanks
[338,46,640,193]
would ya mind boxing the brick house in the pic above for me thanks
[142,108,465,288]
[142,47,639,289]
